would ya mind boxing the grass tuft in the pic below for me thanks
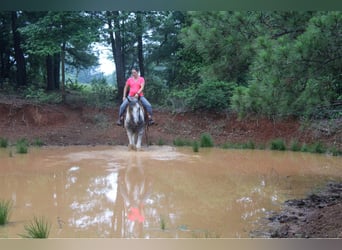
[16,138,29,154]
[200,133,214,148]
[270,138,286,151]
[192,141,199,152]
[20,216,51,238]
[0,137,8,148]
[290,139,301,152]
[0,199,12,226]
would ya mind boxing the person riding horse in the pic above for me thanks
[116,68,154,126]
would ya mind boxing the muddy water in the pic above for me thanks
[0,146,341,238]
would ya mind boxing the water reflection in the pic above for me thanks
[118,153,152,238]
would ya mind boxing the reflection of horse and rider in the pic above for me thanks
[116,68,155,126]
[118,153,152,238]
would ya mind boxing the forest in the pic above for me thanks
[0,11,341,120]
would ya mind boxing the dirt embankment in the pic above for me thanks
[0,99,340,149]
[0,99,341,238]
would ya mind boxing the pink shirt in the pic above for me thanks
[126,76,144,97]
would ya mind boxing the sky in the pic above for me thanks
[96,43,116,75]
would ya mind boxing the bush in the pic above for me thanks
[290,139,301,152]
[16,138,29,154]
[169,81,236,112]
[270,138,286,151]
[173,138,192,147]
[192,141,199,152]
[200,133,214,147]
[0,137,8,148]
[32,138,44,147]
[309,142,326,154]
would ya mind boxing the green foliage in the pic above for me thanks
[0,200,12,225]
[169,81,236,112]
[84,77,116,107]
[192,141,199,152]
[231,11,341,119]
[23,86,62,104]
[0,137,8,148]
[221,140,255,149]
[173,138,193,147]
[16,138,29,154]
[157,138,165,146]
[32,138,44,147]
[270,138,286,151]
[20,216,51,238]
[328,146,341,156]
[290,140,301,152]
[308,142,326,154]
[200,133,214,148]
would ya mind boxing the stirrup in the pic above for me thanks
[116,119,123,126]
[148,118,155,125]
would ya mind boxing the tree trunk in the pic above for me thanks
[46,55,55,90]
[53,53,60,90]
[107,11,126,102]
[136,11,145,77]
[61,42,66,103]
[11,11,27,87]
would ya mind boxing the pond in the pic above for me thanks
[0,146,341,238]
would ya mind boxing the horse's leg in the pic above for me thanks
[136,129,144,150]
[127,130,135,150]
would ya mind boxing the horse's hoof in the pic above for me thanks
[128,144,136,151]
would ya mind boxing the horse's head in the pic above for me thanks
[126,96,144,126]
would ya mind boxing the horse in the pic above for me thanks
[124,96,145,151]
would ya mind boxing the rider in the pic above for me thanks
[116,68,154,126]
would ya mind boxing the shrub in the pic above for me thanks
[270,138,286,151]
[0,200,12,225]
[16,138,29,154]
[290,139,301,152]
[173,138,192,147]
[200,133,214,147]
[309,142,326,154]
[32,138,44,147]
[0,137,8,148]
[192,141,199,152]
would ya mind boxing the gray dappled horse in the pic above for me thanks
[124,97,145,150]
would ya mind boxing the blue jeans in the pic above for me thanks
[119,96,153,118]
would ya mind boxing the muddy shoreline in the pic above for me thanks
[256,182,342,238]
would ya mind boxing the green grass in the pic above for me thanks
[0,200,12,226]
[157,138,165,146]
[0,137,8,148]
[32,138,44,147]
[221,140,255,150]
[308,142,326,154]
[192,141,199,152]
[15,138,29,154]
[290,139,301,152]
[200,133,214,148]
[173,137,193,147]
[327,146,341,156]
[160,216,166,231]
[270,138,286,151]
[20,216,51,238]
